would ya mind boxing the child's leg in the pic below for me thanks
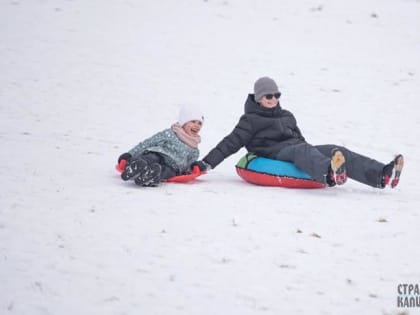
[275,143,330,183]
[122,152,163,185]
[134,163,162,187]
[141,152,177,180]
[315,144,385,188]
[121,158,148,181]
[160,166,177,180]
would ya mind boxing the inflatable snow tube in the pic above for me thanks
[236,154,325,189]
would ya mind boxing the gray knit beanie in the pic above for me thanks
[254,77,279,102]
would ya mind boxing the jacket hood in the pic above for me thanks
[244,94,282,117]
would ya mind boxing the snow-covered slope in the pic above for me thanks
[1,1,420,314]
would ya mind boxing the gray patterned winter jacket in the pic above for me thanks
[128,128,199,174]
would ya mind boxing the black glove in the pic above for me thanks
[192,160,212,172]
[118,152,132,164]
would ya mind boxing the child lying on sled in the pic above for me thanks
[117,106,204,187]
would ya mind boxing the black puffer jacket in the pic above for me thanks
[203,94,305,168]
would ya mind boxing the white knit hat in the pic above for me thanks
[178,105,204,126]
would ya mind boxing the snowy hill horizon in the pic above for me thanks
[1,0,420,314]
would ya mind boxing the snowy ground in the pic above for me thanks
[1,0,420,314]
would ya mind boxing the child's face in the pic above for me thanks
[258,94,280,108]
[182,120,202,136]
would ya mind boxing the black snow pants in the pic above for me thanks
[274,143,385,188]
[139,152,178,180]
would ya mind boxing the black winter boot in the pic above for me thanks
[121,158,148,181]
[134,163,162,187]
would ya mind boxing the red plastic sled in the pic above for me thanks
[115,160,127,173]
[165,166,206,183]
[115,160,205,183]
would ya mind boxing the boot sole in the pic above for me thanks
[331,150,347,185]
[390,154,404,188]
[331,150,345,171]
[121,159,148,181]
[134,163,162,186]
